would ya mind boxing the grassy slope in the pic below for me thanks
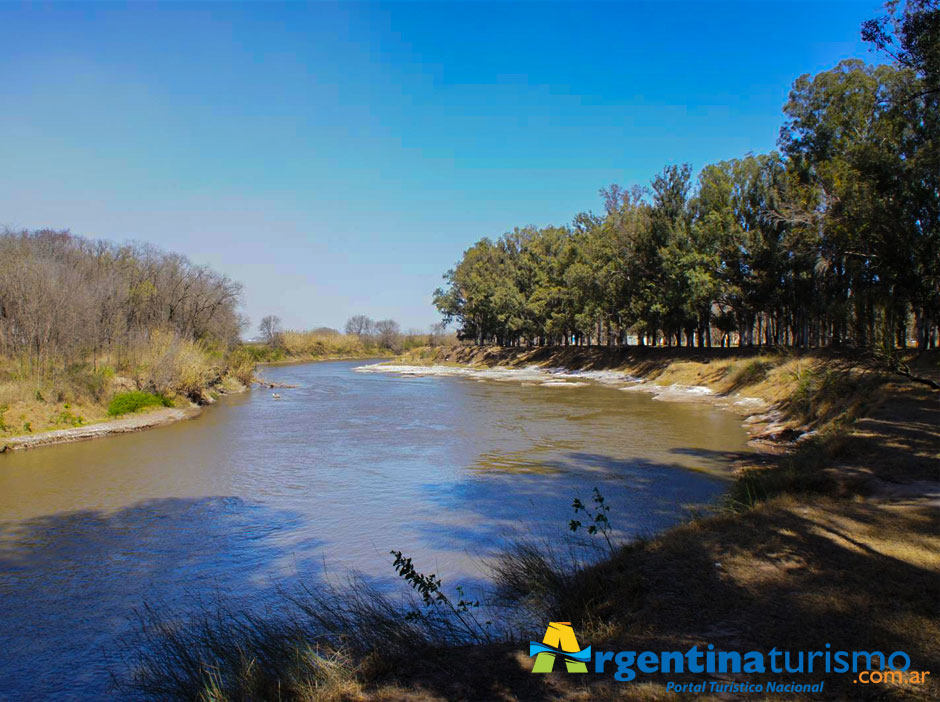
[364,346,940,701]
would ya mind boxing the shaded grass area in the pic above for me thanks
[122,346,939,701]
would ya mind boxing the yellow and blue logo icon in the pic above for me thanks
[529,622,591,673]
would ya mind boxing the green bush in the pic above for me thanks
[52,408,85,427]
[107,391,171,416]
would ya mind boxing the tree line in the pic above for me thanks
[0,228,243,376]
[434,3,939,350]
[255,314,449,355]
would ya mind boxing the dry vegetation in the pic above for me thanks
[245,326,457,364]
[0,229,251,441]
[0,332,250,442]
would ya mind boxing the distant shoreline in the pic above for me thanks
[256,353,391,367]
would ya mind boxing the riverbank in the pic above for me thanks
[114,347,940,702]
[0,406,201,452]
[0,360,251,453]
[377,346,940,700]
[256,352,390,367]
[0,377,249,453]
[402,345,936,455]
[125,346,939,701]
[0,353,388,454]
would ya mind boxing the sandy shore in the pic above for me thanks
[0,406,201,453]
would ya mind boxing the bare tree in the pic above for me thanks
[0,228,245,381]
[428,322,447,347]
[258,315,283,346]
[374,319,401,351]
[344,314,374,339]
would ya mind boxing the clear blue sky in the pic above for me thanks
[0,1,884,332]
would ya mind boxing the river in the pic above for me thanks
[0,359,751,699]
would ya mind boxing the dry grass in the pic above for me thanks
[129,329,216,398]
[574,494,940,701]
[264,331,458,363]
[0,389,104,435]
[225,347,257,386]
[0,330,258,438]
[281,330,368,358]
[0,360,117,435]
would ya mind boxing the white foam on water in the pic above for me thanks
[353,363,638,388]
[733,396,765,407]
[618,381,716,402]
[353,364,721,402]
[648,384,714,402]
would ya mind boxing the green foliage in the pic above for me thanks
[390,550,490,642]
[862,0,939,84]
[435,55,938,351]
[52,408,85,427]
[107,391,172,416]
[569,487,615,554]
[239,343,285,362]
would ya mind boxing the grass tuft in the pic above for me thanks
[107,391,172,416]
[119,568,505,702]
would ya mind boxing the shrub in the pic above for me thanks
[108,391,171,416]
[131,330,214,398]
[121,569,491,701]
[224,348,256,386]
[173,341,215,398]
[52,408,85,426]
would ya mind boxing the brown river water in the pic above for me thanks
[0,359,751,699]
